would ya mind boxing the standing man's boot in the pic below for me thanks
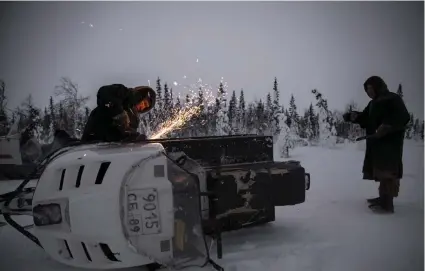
[367,184,383,205]
[367,197,380,205]
[369,195,394,214]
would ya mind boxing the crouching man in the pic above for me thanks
[82,84,156,142]
[343,76,410,214]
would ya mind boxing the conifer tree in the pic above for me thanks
[228,90,238,133]
[405,113,414,139]
[272,77,281,135]
[238,89,246,133]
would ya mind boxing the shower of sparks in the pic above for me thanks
[150,106,200,139]
[149,77,218,139]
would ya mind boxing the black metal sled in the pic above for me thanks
[147,135,310,234]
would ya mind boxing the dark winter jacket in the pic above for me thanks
[81,106,130,142]
[82,84,143,142]
[345,76,410,180]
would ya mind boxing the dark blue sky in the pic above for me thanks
[0,1,423,116]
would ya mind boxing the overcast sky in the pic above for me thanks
[0,1,423,116]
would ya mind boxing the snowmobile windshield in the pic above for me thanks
[121,151,209,270]
[165,155,209,269]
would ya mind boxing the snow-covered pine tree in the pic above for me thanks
[307,103,318,142]
[170,88,174,115]
[48,96,56,133]
[271,77,281,135]
[83,107,90,122]
[238,89,246,134]
[274,109,298,158]
[20,94,43,142]
[163,82,172,122]
[299,110,309,139]
[413,118,421,141]
[180,94,194,137]
[246,103,256,133]
[405,113,414,139]
[75,111,86,139]
[266,92,273,125]
[194,87,208,136]
[288,94,298,120]
[288,94,299,135]
[156,77,163,109]
[255,100,269,135]
[152,77,163,131]
[41,107,51,143]
[58,101,65,131]
[228,90,238,135]
[284,109,291,128]
[332,110,346,143]
[175,96,182,113]
[312,89,337,147]
[206,98,216,136]
[215,82,231,136]
[14,107,25,133]
[146,110,155,136]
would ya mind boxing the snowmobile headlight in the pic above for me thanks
[33,203,62,226]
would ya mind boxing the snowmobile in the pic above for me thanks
[0,134,311,271]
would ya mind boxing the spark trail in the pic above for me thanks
[150,106,201,139]
[149,78,218,139]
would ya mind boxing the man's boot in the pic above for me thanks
[367,187,383,204]
[369,195,394,214]
[366,197,380,205]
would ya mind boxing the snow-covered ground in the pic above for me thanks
[1,141,423,271]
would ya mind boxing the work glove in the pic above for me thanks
[355,125,393,142]
[136,134,147,141]
[112,111,131,131]
[343,111,358,122]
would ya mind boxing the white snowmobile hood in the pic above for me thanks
[31,142,167,269]
[33,142,165,236]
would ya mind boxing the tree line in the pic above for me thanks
[0,77,423,155]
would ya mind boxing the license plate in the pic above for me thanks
[127,188,161,235]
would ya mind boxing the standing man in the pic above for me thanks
[343,76,410,214]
